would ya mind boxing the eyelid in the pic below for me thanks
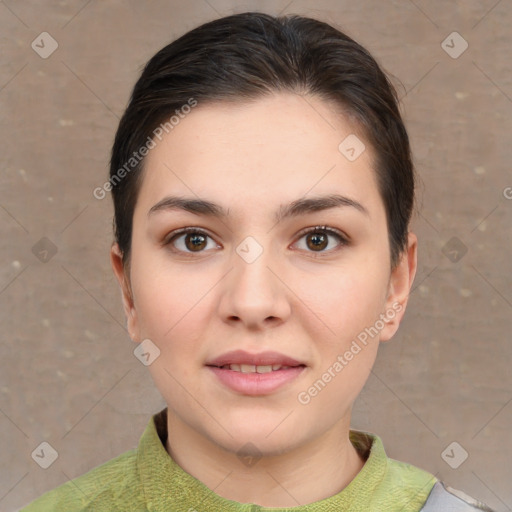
[294,225,349,244]
[162,226,218,251]
[291,225,350,256]
[163,226,212,244]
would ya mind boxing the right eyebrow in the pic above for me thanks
[148,196,228,218]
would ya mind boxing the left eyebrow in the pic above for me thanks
[147,194,369,223]
[277,194,369,221]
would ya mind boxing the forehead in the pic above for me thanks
[137,92,383,219]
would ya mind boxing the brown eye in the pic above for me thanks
[184,232,207,251]
[306,232,328,251]
[165,228,218,254]
[294,226,348,254]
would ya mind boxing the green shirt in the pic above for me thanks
[21,407,437,511]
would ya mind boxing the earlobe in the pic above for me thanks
[380,232,418,342]
[110,243,139,342]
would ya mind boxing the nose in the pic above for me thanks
[217,239,291,330]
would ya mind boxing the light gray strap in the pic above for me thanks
[420,481,495,512]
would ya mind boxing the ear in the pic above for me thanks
[379,232,418,342]
[110,243,140,342]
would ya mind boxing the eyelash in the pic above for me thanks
[164,225,349,258]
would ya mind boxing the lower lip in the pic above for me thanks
[207,366,306,395]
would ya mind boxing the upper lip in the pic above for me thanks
[206,350,305,367]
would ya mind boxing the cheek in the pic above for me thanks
[298,259,389,342]
[129,257,211,403]
[292,254,388,402]
[129,252,214,360]
[296,269,384,414]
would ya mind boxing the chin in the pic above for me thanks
[209,410,311,455]
[221,431,304,459]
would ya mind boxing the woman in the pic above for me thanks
[22,11,495,511]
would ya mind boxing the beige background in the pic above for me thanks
[1,1,511,511]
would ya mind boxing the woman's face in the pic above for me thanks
[112,92,416,455]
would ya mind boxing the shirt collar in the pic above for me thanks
[138,407,388,512]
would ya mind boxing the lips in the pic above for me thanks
[206,350,305,368]
[218,363,295,373]
[206,350,306,395]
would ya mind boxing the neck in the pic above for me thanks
[165,411,365,507]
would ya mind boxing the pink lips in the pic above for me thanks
[206,350,304,368]
[206,350,306,396]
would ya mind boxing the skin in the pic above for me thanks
[111,92,417,507]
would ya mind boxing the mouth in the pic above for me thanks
[205,350,307,395]
[214,363,305,373]
[206,349,305,368]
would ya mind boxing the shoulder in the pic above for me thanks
[420,481,496,512]
[381,455,495,511]
[19,447,145,512]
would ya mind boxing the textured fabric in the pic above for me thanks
[20,407,438,511]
